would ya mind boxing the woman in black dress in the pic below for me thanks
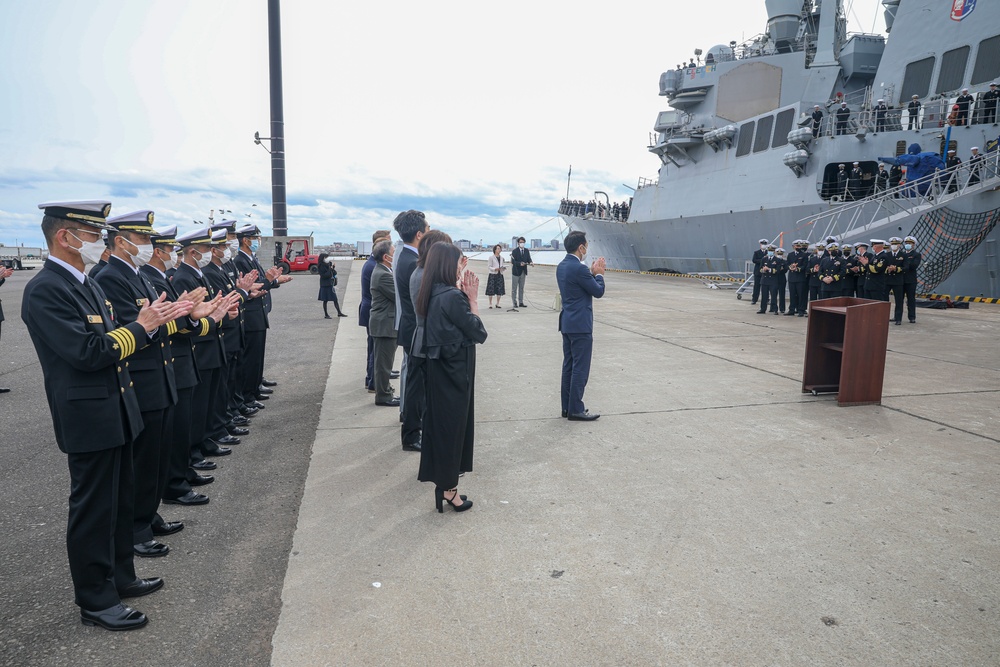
[415,243,487,513]
[317,253,345,318]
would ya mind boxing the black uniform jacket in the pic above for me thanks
[818,254,845,284]
[171,262,225,370]
[866,250,889,290]
[96,256,178,412]
[422,284,488,360]
[786,250,809,283]
[884,250,906,285]
[140,264,208,391]
[21,259,147,453]
[234,250,278,332]
[903,250,922,285]
[204,261,246,354]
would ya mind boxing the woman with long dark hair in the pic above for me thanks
[415,243,487,513]
[317,253,345,318]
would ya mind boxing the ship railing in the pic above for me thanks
[802,150,1000,242]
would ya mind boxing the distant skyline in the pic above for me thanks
[0,0,886,247]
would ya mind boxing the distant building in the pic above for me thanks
[456,239,472,250]
[511,236,519,248]
[550,239,561,250]
[531,239,542,249]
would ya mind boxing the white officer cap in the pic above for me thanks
[38,200,114,230]
[176,227,214,246]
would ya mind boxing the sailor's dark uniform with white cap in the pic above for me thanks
[785,240,809,316]
[835,103,850,135]
[20,201,150,621]
[982,84,998,125]
[210,220,250,427]
[902,235,921,323]
[865,240,889,300]
[234,224,279,404]
[171,227,228,462]
[907,96,921,130]
[884,237,906,322]
[848,163,864,200]
[756,246,785,314]
[750,239,768,304]
[203,228,249,443]
[874,99,888,133]
[852,242,870,297]
[95,210,179,554]
[141,226,213,505]
[968,148,984,185]
[955,90,974,126]
[818,243,845,297]
[807,243,825,301]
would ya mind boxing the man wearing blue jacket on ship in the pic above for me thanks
[879,144,945,197]
[556,231,605,422]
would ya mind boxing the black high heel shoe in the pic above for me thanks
[435,487,472,513]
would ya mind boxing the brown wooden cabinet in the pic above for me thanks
[802,297,891,406]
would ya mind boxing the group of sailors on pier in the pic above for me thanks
[752,235,922,326]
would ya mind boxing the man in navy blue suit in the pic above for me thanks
[556,231,605,421]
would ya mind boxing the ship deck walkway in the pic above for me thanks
[272,262,1000,666]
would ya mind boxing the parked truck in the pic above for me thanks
[0,244,46,270]
[356,241,373,258]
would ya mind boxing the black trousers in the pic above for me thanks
[887,283,906,321]
[191,365,221,459]
[133,408,167,544]
[777,276,786,312]
[788,280,808,314]
[401,354,425,446]
[751,269,762,303]
[164,386,194,500]
[365,330,375,390]
[866,283,888,301]
[760,283,779,312]
[904,282,918,321]
[820,287,840,300]
[983,106,996,125]
[809,283,820,301]
[242,330,265,401]
[66,442,136,610]
[207,350,238,440]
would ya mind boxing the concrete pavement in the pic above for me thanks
[271,261,1000,666]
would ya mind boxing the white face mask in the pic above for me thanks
[162,251,177,270]
[228,239,239,253]
[518,243,525,249]
[69,231,107,265]
[124,238,154,267]
[890,244,900,252]
[222,247,232,262]
[194,249,213,268]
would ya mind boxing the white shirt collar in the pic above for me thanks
[49,256,87,284]
[110,255,139,274]
[147,265,166,278]
[403,244,418,255]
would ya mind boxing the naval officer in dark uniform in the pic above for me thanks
[902,235,922,324]
[21,201,194,631]
[0,263,12,393]
[884,236,907,324]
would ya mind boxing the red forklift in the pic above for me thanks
[276,236,321,274]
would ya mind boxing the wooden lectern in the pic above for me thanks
[802,297,891,406]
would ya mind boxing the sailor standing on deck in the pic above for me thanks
[955,88,974,127]
[848,162,864,200]
[835,165,849,199]
[874,99,888,134]
[835,102,851,135]
[907,95,921,130]
[982,83,998,126]
[874,164,889,193]
[807,242,825,303]
[21,201,194,631]
[811,105,824,137]
[751,239,768,305]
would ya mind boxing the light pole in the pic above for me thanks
[253,0,287,267]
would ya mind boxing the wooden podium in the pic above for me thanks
[802,297,891,406]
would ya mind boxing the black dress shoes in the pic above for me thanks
[213,435,241,446]
[254,393,270,401]
[239,405,259,417]
[191,459,216,471]
[189,474,214,486]
[204,445,232,457]
[152,521,184,536]
[133,540,170,558]
[561,410,568,418]
[257,385,273,395]
[227,426,250,436]
[261,378,278,387]
[402,440,422,452]
[376,398,401,407]
[390,370,400,379]
[568,411,600,421]
[232,415,250,426]
[519,303,527,308]
[163,491,210,506]
[80,603,147,631]
[246,401,266,410]
[0,387,10,393]
[120,577,164,599]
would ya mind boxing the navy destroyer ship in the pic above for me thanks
[561,0,1000,297]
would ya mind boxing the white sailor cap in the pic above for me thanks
[814,104,821,108]
[107,210,156,235]
[825,236,837,243]
[151,225,179,246]
[889,236,903,244]
[962,88,969,92]
[827,241,839,249]
[815,241,827,249]
[904,236,917,243]
[971,146,980,151]
[948,149,956,154]
[991,83,998,87]
[176,227,214,246]
[211,219,238,232]
[211,229,229,244]
[853,161,859,165]
[871,239,885,245]
[854,241,868,249]
[236,223,261,238]
[38,200,113,230]
[766,244,776,251]
[912,94,919,98]
[877,98,884,102]
[775,247,786,255]
[841,101,847,106]
[758,238,769,244]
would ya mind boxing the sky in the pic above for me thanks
[0,0,887,248]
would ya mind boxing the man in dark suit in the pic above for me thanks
[359,230,391,392]
[556,231,605,421]
[0,263,12,393]
[22,200,193,631]
[510,236,533,308]
[393,211,429,448]
[370,240,399,406]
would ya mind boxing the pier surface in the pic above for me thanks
[272,263,999,666]
[0,261,997,666]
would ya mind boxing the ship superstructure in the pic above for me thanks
[562,0,1000,297]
